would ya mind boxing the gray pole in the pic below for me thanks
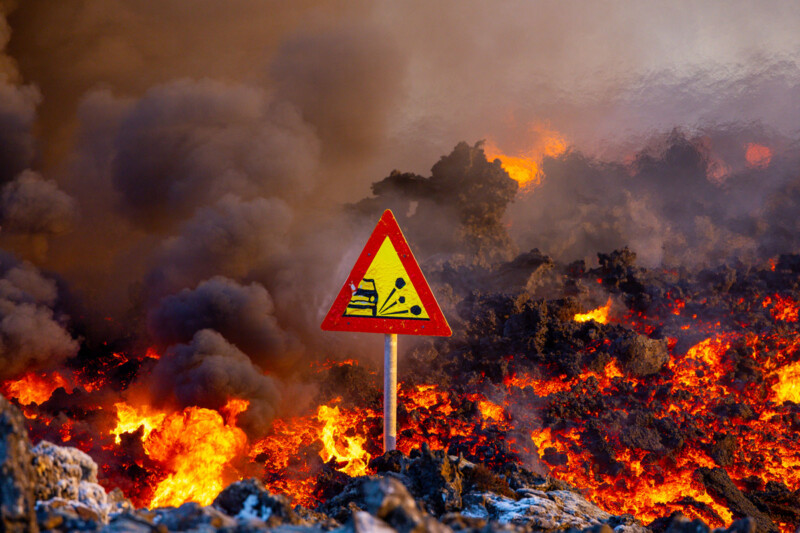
[384,333,397,452]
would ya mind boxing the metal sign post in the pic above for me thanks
[384,333,397,451]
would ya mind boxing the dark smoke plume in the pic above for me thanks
[1,170,76,235]
[0,252,78,379]
[148,276,298,373]
[148,328,281,438]
[110,79,319,232]
[147,194,293,300]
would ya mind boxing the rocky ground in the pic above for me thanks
[1,394,764,533]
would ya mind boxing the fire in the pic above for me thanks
[772,359,800,403]
[484,126,567,188]
[317,403,371,477]
[573,298,612,324]
[111,402,167,444]
[250,398,379,507]
[1,371,70,405]
[762,294,799,322]
[745,143,772,168]
[476,399,504,421]
[112,399,249,508]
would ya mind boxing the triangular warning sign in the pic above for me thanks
[321,210,451,336]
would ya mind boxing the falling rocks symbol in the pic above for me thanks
[321,209,451,336]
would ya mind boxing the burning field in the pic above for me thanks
[1,2,800,533]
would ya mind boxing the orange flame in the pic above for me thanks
[112,399,249,508]
[573,298,612,324]
[1,371,71,405]
[484,126,567,189]
[762,294,799,322]
[317,403,372,477]
[772,359,800,404]
[111,402,167,444]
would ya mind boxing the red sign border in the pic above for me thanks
[321,210,452,336]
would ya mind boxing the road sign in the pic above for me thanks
[321,209,451,336]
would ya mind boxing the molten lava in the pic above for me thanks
[1,371,70,405]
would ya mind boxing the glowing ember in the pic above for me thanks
[762,294,799,322]
[573,298,612,324]
[476,399,504,421]
[745,143,772,168]
[1,371,70,405]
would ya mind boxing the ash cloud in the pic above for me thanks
[111,79,319,232]
[509,128,800,268]
[1,170,76,235]
[148,277,298,373]
[148,328,281,438]
[147,194,293,299]
[270,25,406,164]
[0,252,78,380]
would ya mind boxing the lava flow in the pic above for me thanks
[3,245,800,533]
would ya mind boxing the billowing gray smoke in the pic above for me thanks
[509,128,800,268]
[148,329,281,437]
[1,170,76,235]
[148,276,298,374]
[110,79,319,233]
[0,252,78,380]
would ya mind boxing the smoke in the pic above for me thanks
[148,328,281,438]
[270,25,406,165]
[147,194,293,298]
[353,141,518,266]
[0,252,78,380]
[1,170,77,235]
[148,276,298,373]
[110,79,319,232]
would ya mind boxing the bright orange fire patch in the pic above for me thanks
[484,126,567,189]
[573,298,612,324]
[1,371,71,405]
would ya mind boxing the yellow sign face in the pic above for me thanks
[344,237,430,319]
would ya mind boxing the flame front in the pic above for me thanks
[112,399,248,508]
[1,371,70,406]
[573,298,612,323]
[484,126,567,189]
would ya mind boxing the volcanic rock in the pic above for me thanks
[405,444,463,515]
[0,394,38,533]
[151,501,237,531]
[613,334,669,376]
[481,488,649,533]
[709,433,737,467]
[213,478,306,527]
[32,440,117,522]
[695,467,777,533]
[324,476,448,533]
[747,481,800,528]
